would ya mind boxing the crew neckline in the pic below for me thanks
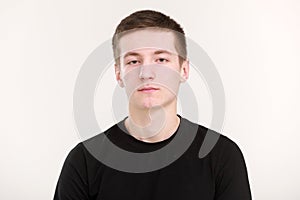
[117,114,182,146]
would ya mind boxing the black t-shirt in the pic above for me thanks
[54,115,252,200]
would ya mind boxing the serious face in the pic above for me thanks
[114,28,189,110]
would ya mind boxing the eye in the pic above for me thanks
[126,60,140,65]
[156,58,169,63]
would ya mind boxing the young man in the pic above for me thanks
[54,10,252,200]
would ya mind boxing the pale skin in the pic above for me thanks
[114,29,190,143]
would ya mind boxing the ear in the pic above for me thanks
[180,59,189,83]
[114,63,124,87]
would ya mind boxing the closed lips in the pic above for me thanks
[138,86,159,91]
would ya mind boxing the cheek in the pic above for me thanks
[163,87,177,98]
[122,68,142,92]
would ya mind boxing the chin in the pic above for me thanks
[138,101,161,109]
[129,98,159,109]
[130,94,176,110]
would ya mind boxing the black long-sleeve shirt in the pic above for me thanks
[54,115,252,199]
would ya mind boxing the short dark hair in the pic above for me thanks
[112,10,187,64]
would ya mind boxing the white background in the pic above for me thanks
[1,0,300,199]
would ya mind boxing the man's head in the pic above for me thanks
[112,10,187,65]
[112,10,189,110]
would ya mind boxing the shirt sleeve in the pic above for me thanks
[54,143,90,200]
[213,136,252,200]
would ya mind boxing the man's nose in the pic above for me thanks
[139,64,156,81]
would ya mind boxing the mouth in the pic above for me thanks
[137,85,160,93]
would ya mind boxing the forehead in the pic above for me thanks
[118,29,178,57]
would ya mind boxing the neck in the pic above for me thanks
[124,100,180,143]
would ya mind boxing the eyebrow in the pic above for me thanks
[123,50,173,59]
[123,52,140,58]
[154,50,173,55]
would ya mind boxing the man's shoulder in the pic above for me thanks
[189,120,244,159]
[198,126,246,162]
